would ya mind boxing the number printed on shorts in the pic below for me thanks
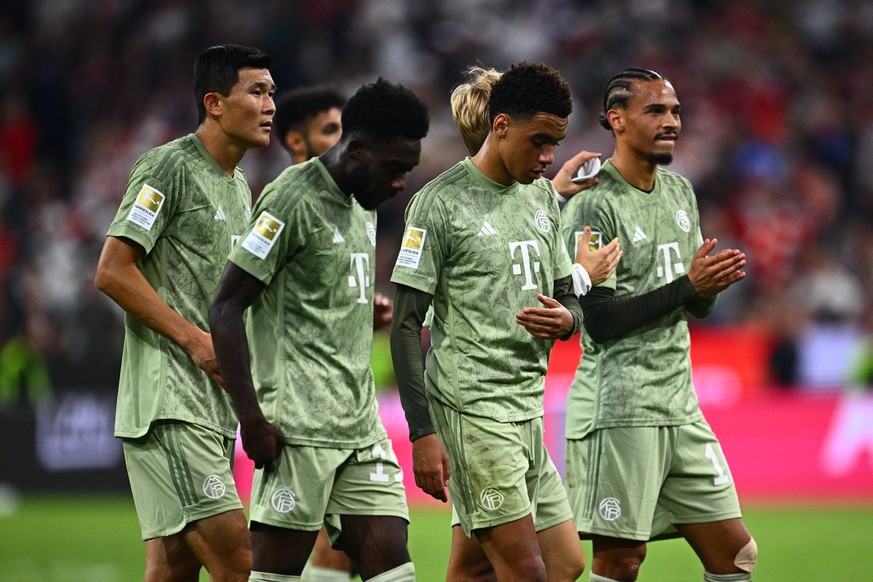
[369,442,403,483]
[704,442,730,486]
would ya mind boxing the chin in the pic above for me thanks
[651,153,674,166]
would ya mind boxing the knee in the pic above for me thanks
[556,553,586,581]
[516,557,547,582]
[734,537,758,573]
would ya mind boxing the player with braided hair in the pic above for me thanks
[562,67,757,582]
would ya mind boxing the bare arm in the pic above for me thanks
[209,262,282,471]
[94,235,223,384]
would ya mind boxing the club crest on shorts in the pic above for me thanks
[479,487,504,511]
[535,210,551,233]
[271,488,297,513]
[202,475,226,499]
[598,497,621,521]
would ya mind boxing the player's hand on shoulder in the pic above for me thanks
[688,238,747,298]
[575,226,621,286]
[552,150,602,200]
[516,294,574,339]
[412,433,450,502]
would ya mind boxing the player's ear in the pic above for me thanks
[203,92,222,119]
[493,113,510,139]
[606,109,624,133]
[284,131,307,159]
[346,138,364,160]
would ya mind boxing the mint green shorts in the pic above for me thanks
[248,438,409,543]
[566,420,742,541]
[430,398,573,537]
[122,421,242,540]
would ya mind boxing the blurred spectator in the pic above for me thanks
[0,0,870,394]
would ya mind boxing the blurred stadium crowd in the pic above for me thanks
[1,0,872,403]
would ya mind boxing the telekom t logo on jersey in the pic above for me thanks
[348,253,370,303]
[656,242,685,282]
[509,240,541,290]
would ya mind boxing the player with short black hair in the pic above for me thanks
[562,67,757,582]
[95,43,276,581]
[274,85,346,165]
[391,61,586,581]
[209,77,428,582]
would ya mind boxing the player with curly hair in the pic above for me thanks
[209,78,429,582]
[391,61,587,581]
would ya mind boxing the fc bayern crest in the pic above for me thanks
[676,210,691,233]
[535,210,551,233]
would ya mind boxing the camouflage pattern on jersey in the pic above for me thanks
[561,161,705,439]
[391,158,573,421]
[229,158,386,448]
[109,134,252,438]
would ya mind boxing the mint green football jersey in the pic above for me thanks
[108,134,253,439]
[391,158,574,422]
[228,158,386,448]
[562,161,706,438]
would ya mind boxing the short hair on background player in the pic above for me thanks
[451,66,502,156]
[273,85,346,144]
[341,78,430,143]
[194,44,272,124]
[599,67,667,131]
[488,62,572,125]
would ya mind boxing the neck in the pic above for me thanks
[194,124,245,176]
[609,148,658,191]
[319,146,351,195]
[471,136,514,186]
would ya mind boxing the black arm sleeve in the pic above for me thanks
[553,275,583,340]
[686,294,718,318]
[580,275,700,343]
[389,284,435,442]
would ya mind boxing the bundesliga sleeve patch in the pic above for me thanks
[575,230,603,254]
[395,226,427,269]
[127,184,165,230]
[241,211,285,260]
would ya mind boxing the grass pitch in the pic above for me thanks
[0,495,871,581]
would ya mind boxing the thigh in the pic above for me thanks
[248,444,344,532]
[536,519,586,582]
[447,525,496,582]
[337,514,410,579]
[430,400,533,536]
[675,518,752,574]
[565,427,669,541]
[124,421,242,541]
[660,421,743,525]
[526,419,574,533]
[474,515,544,581]
[182,509,251,580]
[326,438,409,523]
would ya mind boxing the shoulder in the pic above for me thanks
[132,135,200,184]
[257,165,312,213]
[407,162,469,216]
[656,166,694,192]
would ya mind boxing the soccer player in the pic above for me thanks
[450,64,621,296]
[271,83,362,582]
[390,62,586,582]
[208,78,428,582]
[273,85,345,165]
[94,44,275,581]
[452,64,604,205]
[561,67,757,582]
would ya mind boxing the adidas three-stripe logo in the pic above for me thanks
[214,207,226,221]
[632,227,647,242]
[478,221,497,237]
